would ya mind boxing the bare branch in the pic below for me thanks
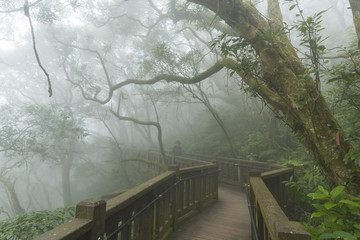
[61,42,113,87]
[110,110,167,163]
[24,1,53,97]
[100,59,228,104]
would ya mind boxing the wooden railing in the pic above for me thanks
[183,153,310,240]
[36,152,218,240]
[36,151,309,240]
[182,153,283,185]
[248,170,310,240]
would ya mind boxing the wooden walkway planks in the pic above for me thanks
[167,185,251,240]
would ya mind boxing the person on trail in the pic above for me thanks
[172,140,182,156]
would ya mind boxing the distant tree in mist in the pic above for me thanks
[0,0,359,193]
[0,103,86,209]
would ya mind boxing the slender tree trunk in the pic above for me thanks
[0,177,25,215]
[61,157,73,206]
[349,0,360,48]
[207,104,238,158]
[188,0,360,192]
[199,88,238,158]
[34,172,52,209]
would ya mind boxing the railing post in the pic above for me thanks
[249,171,263,240]
[199,167,205,212]
[76,198,106,240]
[234,164,240,184]
[168,165,180,232]
[212,161,219,201]
[267,160,275,170]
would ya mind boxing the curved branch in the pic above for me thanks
[25,5,52,97]
[0,125,34,153]
[177,26,213,48]
[148,0,162,15]
[95,59,228,104]
[110,110,167,164]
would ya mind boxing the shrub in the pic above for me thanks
[0,207,75,240]
[303,185,360,240]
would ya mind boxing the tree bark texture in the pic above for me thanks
[188,0,360,191]
[349,0,360,48]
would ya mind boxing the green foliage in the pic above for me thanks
[285,0,328,91]
[175,101,307,162]
[239,132,270,161]
[326,47,360,166]
[23,104,86,162]
[0,104,86,162]
[284,166,326,205]
[295,10,328,53]
[0,207,75,240]
[210,33,261,80]
[34,3,58,23]
[303,185,360,239]
[139,42,201,77]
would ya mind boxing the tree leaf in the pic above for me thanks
[308,192,328,200]
[339,200,360,208]
[311,212,326,218]
[289,4,296,11]
[332,231,356,239]
[324,202,337,209]
[319,232,337,239]
[318,185,329,196]
[330,186,345,200]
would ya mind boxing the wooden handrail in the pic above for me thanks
[35,151,309,240]
[249,170,310,240]
[35,153,218,240]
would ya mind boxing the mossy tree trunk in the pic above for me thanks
[349,0,360,48]
[188,0,360,192]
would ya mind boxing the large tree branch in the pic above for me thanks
[169,0,232,34]
[268,0,284,30]
[72,59,228,105]
[189,0,360,192]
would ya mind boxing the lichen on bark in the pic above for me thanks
[188,0,360,193]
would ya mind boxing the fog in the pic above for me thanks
[0,0,359,236]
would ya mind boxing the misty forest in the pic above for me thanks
[0,0,359,239]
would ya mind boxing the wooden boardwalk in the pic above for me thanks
[167,184,251,240]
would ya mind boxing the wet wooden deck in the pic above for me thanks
[167,184,251,240]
